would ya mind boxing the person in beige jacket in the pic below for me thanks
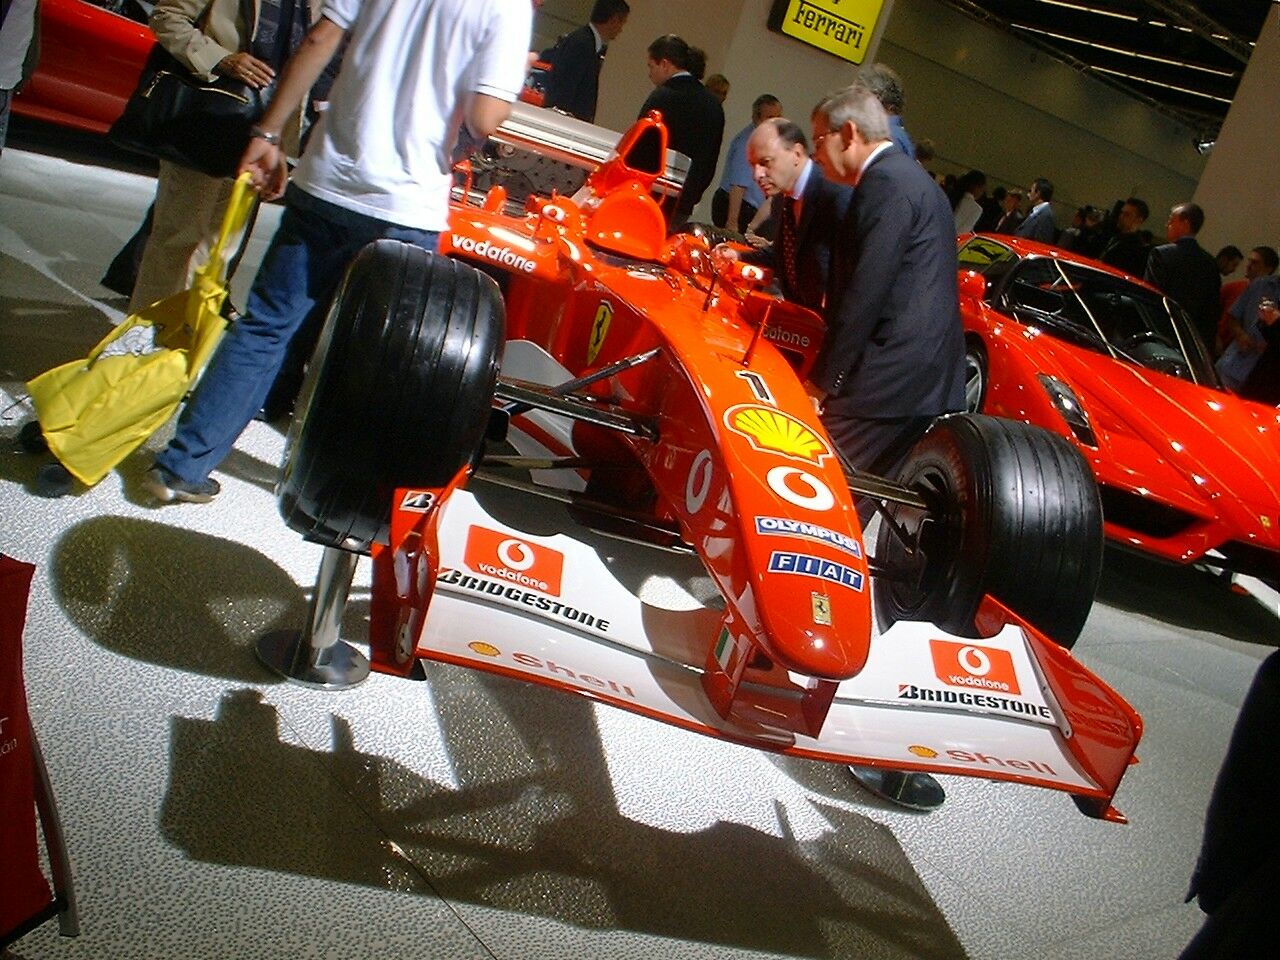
[127,0,322,313]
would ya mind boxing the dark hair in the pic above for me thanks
[1032,177,1054,202]
[686,45,707,80]
[1124,197,1149,221]
[1172,201,1205,233]
[751,93,781,121]
[1254,246,1280,272]
[915,138,935,163]
[957,169,986,193]
[763,117,809,153]
[1217,245,1243,261]
[648,34,692,70]
[991,185,1007,203]
[860,62,906,115]
[590,0,630,24]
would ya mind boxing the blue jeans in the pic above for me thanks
[157,187,439,483]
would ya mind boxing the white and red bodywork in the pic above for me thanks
[366,111,1141,820]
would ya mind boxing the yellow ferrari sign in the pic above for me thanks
[768,0,887,65]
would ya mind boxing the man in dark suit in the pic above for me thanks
[1014,178,1058,244]
[1099,196,1150,277]
[1145,201,1221,351]
[735,117,851,311]
[638,34,725,226]
[809,82,964,483]
[993,189,1024,234]
[809,81,965,814]
[539,0,629,123]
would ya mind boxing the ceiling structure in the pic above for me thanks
[934,0,1275,137]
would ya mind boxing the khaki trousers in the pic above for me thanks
[128,161,247,313]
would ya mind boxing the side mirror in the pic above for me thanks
[958,270,987,303]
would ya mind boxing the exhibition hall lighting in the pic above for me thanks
[1029,0,1138,22]
[1091,66,1233,104]
[1011,22,1237,76]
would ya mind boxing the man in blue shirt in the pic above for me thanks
[861,62,915,160]
[712,93,781,234]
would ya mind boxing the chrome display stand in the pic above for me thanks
[255,547,369,689]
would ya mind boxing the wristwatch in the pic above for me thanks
[250,126,282,145]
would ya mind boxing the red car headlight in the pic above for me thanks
[1038,374,1098,448]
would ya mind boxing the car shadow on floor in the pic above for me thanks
[159,672,968,960]
[1095,547,1279,647]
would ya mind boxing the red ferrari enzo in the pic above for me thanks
[958,233,1280,585]
[13,0,151,134]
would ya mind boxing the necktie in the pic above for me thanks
[780,195,800,297]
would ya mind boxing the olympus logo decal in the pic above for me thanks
[453,236,536,273]
[766,466,835,511]
[686,449,714,514]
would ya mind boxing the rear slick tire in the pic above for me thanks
[874,413,1103,648]
[278,240,505,552]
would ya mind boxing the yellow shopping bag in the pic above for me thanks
[26,174,258,487]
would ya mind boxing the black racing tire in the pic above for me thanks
[874,413,1103,648]
[278,241,505,552]
[962,337,988,414]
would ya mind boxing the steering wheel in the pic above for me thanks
[1117,330,1175,352]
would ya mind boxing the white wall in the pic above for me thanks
[1193,4,1279,258]
[535,0,1209,224]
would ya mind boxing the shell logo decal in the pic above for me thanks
[724,405,833,464]
[1262,515,1273,530]
[908,745,939,759]
[468,642,501,657]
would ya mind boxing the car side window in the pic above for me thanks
[1001,258,1105,353]
[957,237,1017,300]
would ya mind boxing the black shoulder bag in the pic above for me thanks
[107,41,271,179]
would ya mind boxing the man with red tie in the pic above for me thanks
[738,117,852,311]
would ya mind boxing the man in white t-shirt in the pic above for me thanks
[147,0,532,503]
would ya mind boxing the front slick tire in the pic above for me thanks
[278,240,505,552]
[874,413,1103,648]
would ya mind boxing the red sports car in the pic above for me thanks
[958,233,1280,583]
[13,0,151,134]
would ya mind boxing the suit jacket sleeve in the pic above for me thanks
[542,26,597,121]
[1144,246,1168,293]
[151,0,241,80]
[812,176,915,394]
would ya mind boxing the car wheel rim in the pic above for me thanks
[963,351,984,413]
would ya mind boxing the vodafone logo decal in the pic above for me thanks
[958,646,992,676]
[686,449,714,514]
[766,466,835,511]
[929,639,1021,696]
[464,526,564,596]
[497,539,537,571]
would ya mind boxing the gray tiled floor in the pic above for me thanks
[2,147,1274,959]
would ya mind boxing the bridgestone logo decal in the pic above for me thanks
[896,684,1052,720]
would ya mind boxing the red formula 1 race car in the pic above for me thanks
[957,234,1280,585]
[13,0,152,134]
[264,107,1142,822]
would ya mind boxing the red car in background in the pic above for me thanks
[958,233,1280,585]
[14,0,152,134]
